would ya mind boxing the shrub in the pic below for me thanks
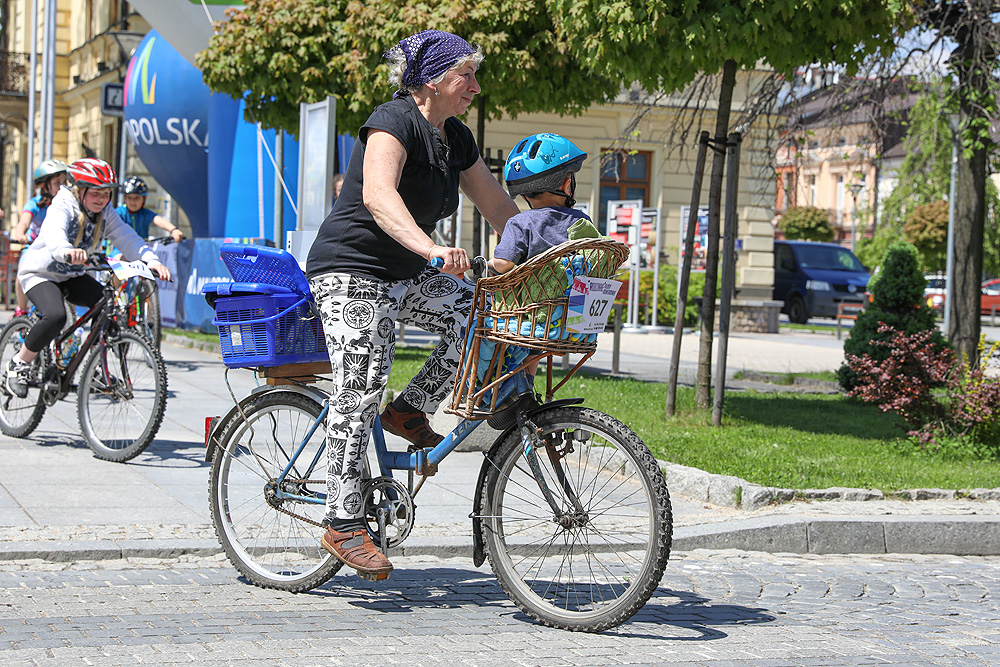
[778,206,835,242]
[837,241,948,390]
[847,327,1000,459]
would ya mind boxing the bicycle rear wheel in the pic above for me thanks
[0,316,47,438]
[479,406,672,632]
[77,331,167,462]
[210,390,342,592]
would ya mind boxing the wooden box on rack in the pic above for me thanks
[259,361,332,385]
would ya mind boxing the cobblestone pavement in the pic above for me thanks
[2,551,999,666]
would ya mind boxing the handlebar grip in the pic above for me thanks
[429,257,444,269]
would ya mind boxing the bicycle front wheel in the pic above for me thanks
[0,316,47,438]
[78,331,167,462]
[480,406,672,632]
[210,390,342,592]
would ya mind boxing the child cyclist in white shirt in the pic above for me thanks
[4,158,171,398]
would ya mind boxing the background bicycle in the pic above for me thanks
[108,235,176,347]
[0,253,168,462]
[202,241,673,632]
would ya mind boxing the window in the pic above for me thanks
[837,137,847,147]
[807,175,817,206]
[836,174,844,217]
[808,140,820,150]
[599,150,651,233]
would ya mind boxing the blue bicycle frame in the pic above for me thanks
[269,368,531,507]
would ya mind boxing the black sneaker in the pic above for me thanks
[4,358,31,399]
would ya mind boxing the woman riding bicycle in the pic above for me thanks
[4,158,171,398]
[305,29,519,579]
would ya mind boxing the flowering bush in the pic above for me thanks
[846,324,1000,458]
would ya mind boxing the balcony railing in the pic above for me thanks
[0,52,29,96]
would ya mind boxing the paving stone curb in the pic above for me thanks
[657,458,1000,510]
[6,516,1000,562]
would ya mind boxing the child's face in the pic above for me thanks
[82,188,112,214]
[45,174,67,197]
[124,194,145,213]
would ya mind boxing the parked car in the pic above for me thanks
[922,275,1000,316]
[773,241,870,323]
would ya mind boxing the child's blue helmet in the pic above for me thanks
[504,133,586,200]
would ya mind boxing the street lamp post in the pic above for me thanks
[847,181,864,251]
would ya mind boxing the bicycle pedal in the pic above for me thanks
[357,571,390,582]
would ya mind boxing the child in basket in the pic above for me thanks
[475,133,600,407]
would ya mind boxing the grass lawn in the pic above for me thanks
[163,327,220,344]
[390,345,999,493]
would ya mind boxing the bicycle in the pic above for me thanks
[204,239,672,632]
[0,253,168,462]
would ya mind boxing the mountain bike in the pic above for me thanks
[0,253,168,462]
[204,239,673,632]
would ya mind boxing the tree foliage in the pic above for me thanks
[196,0,621,136]
[778,206,835,242]
[903,200,948,272]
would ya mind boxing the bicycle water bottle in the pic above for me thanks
[58,328,84,368]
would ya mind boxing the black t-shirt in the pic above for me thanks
[306,96,480,282]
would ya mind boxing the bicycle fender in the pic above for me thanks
[470,397,585,567]
[204,384,328,462]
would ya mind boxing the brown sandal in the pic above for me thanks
[320,527,392,577]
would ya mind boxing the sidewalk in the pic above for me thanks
[1,330,999,563]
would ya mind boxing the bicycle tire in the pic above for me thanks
[479,406,672,632]
[0,316,48,438]
[77,331,167,462]
[210,390,342,592]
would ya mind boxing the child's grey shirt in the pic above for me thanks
[493,206,592,264]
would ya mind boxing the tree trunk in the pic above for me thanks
[949,119,986,365]
[695,59,737,408]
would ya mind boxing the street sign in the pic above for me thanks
[101,83,125,117]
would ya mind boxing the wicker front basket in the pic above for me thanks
[448,238,629,420]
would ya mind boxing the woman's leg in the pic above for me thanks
[393,267,474,414]
[309,272,403,575]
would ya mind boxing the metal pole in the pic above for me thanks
[37,3,48,162]
[274,130,284,247]
[117,119,128,203]
[944,121,959,338]
[26,0,38,195]
[712,133,742,427]
[43,0,56,159]
[666,131,710,417]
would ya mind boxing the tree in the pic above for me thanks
[778,206,835,242]
[838,241,948,390]
[904,200,948,272]
[546,0,906,410]
[197,0,621,137]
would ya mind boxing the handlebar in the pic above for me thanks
[430,256,488,281]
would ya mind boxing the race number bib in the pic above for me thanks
[108,259,154,281]
[566,277,622,334]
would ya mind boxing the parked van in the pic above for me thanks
[773,241,870,323]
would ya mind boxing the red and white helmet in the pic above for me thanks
[67,158,119,189]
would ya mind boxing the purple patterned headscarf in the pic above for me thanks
[385,30,476,100]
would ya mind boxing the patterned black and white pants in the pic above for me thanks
[308,268,473,522]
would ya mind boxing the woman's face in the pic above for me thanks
[82,188,112,214]
[434,61,480,116]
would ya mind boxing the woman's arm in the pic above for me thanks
[460,158,519,237]
[362,129,468,275]
[12,210,33,243]
[151,214,184,241]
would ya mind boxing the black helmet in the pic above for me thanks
[122,176,148,196]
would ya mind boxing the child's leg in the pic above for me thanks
[15,279,27,313]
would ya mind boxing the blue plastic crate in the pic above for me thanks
[219,243,313,296]
[212,292,328,368]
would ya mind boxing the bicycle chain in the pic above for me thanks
[266,478,326,528]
